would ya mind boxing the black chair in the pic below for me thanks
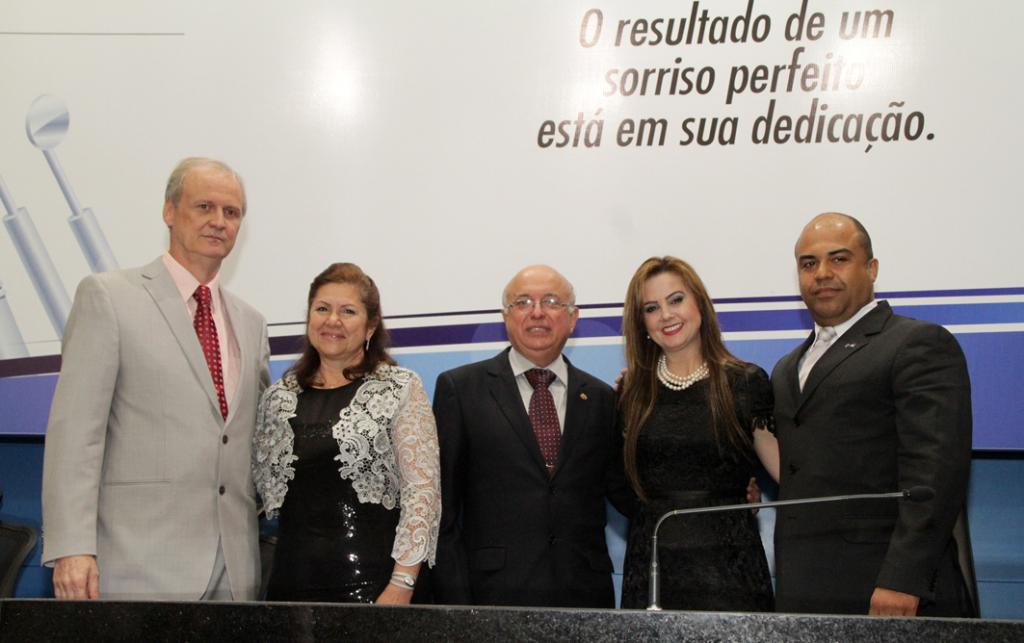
[0,519,38,598]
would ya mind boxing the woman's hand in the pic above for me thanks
[746,476,762,505]
[375,583,414,605]
[375,563,420,605]
[752,427,780,483]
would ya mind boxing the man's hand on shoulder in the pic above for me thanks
[745,477,762,514]
[53,554,100,600]
[868,587,919,616]
[613,367,627,392]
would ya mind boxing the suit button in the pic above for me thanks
[219,485,226,495]
[549,486,556,495]
[222,435,228,444]
[789,464,799,475]
[549,536,555,545]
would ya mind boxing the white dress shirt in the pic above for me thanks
[162,253,241,407]
[508,347,569,432]
[798,299,879,375]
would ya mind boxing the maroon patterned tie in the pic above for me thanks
[193,285,228,420]
[525,368,560,474]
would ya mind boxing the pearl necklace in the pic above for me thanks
[657,355,708,391]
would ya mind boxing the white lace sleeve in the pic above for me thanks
[389,373,441,567]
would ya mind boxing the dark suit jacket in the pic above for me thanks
[771,302,973,616]
[432,348,634,607]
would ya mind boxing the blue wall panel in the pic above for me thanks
[3,293,1021,613]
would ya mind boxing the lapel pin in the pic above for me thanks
[844,342,857,348]
[579,392,588,401]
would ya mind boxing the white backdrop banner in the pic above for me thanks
[1,0,1020,355]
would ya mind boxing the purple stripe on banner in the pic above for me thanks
[392,321,508,347]
[4,292,1024,377]
[229,302,1024,356]
[337,286,1024,319]
[269,335,304,356]
[0,355,61,378]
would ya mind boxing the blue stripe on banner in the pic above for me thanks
[891,303,1024,326]
[389,302,1024,343]
[3,287,1023,444]
[4,297,1023,377]
[3,330,1023,449]
[0,374,57,436]
[959,333,1024,451]
[668,286,1024,306]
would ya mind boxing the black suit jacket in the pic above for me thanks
[432,348,634,607]
[771,302,973,615]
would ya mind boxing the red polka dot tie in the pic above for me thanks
[194,285,228,420]
[525,368,560,475]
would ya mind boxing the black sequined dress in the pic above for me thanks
[265,381,399,602]
[620,364,774,611]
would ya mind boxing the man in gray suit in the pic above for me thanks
[42,157,271,600]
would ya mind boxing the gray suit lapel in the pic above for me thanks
[487,352,548,473]
[141,258,224,422]
[221,288,247,419]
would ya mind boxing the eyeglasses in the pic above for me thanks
[505,296,575,312]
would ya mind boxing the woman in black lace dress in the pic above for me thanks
[618,256,780,611]
[253,263,440,604]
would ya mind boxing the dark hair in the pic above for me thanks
[619,256,754,501]
[287,263,395,388]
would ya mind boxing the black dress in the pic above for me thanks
[620,364,774,611]
[266,381,399,603]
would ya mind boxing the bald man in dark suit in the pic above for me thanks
[432,265,634,607]
[771,213,974,617]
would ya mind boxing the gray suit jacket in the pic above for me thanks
[42,257,270,600]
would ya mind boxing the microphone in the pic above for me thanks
[646,486,935,611]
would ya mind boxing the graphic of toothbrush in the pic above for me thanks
[0,279,29,358]
[0,173,71,335]
[26,94,119,273]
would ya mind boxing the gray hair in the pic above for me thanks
[164,157,247,214]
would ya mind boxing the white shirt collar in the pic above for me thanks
[508,347,568,386]
[162,252,222,309]
[815,299,878,342]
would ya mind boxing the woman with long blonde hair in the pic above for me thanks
[618,256,778,611]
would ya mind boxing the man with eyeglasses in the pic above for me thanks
[432,264,635,607]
